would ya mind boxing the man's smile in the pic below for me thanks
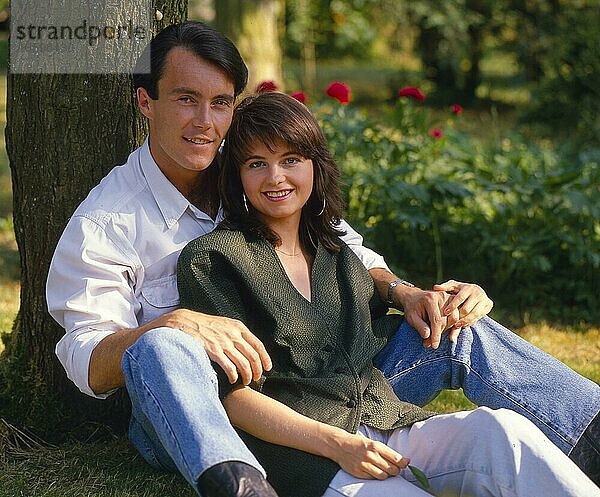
[184,136,213,145]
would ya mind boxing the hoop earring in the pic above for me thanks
[242,192,249,213]
[307,228,318,249]
[317,198,326,216]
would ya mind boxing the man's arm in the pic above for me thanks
[370,268,493,348]
[224,386,409,480]
[338,219,492,348]
[48,216,270,397]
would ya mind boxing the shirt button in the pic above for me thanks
[346,399,356,408]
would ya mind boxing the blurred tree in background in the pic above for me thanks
[521,4,600,149]
[214,0,284,90]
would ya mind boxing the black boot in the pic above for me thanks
[569,412,600,486]
[198,461,279,497]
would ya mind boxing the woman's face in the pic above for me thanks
[240,139,314,228]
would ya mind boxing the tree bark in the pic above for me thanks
[2,1,187,439]
[215,0,283,91]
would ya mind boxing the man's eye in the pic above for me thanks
[213,99,231,107]
[178,96,193,103]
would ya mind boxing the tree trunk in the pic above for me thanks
[215,0,283,91]
[416,22,457,92]
[464,24,483,102]
[2,0,187,440]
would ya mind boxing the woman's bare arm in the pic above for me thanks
[223,386,409,480]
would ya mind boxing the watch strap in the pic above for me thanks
[386,278,415,305]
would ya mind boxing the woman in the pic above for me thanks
[177,92,599,497]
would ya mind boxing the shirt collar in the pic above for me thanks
[138,138,222,229]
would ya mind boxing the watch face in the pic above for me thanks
[387,279,400,304]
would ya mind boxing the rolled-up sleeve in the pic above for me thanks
[47,215,139,398]
[337,219,390,272]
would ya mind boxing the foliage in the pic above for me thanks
[285,0,379,60]
[314,92,600,323]
[282,1,599,143]
[522,5,600,149]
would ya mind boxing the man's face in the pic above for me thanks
[138,47,235,191]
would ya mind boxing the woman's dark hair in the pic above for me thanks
[220,92,346,252]
[133,21,248,99]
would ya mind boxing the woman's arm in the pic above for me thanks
[224,386,410,480]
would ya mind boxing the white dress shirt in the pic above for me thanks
[47,139,390,398]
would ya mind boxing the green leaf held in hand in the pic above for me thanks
[409,465,436,495]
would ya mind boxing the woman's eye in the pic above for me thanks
[284,157,301,165]
[248,161,266,169]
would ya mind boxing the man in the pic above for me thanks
[47,21,599,497]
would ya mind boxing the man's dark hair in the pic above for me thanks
[220,92,346,253]
[133,21,248,99]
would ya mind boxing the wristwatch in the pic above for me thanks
[386,278,415,306]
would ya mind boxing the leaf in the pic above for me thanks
[409,465,436,495]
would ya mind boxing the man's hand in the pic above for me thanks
[402,281,493,348]
[400,287,462,349]
[433,280,493,329]
[89,309,272,395]
[154,309,272,385]
[369,269,492,350]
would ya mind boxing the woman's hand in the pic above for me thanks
[324,429,409,480]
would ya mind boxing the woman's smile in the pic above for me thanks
[263,189,294,201]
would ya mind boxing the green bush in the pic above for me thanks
[313,97,600,323]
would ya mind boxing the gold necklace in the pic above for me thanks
[275,248,302,257]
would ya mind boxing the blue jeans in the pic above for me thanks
[374,316,600,454]
[122,318,600,488]
[121,327,264,493]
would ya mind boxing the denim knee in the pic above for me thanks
[126,327,212,367]
[122,327,217,390]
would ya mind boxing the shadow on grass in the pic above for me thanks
[0,428,195,497]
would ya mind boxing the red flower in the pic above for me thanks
[429,127,444,139]
[452,104,463,115]
[398,86,425,103]
[290,91,306,104]
[256,80,278,93]
[325,81,351,105]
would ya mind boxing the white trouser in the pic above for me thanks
[322,407,600,497]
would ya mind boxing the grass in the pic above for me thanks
[0,426,195,497]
